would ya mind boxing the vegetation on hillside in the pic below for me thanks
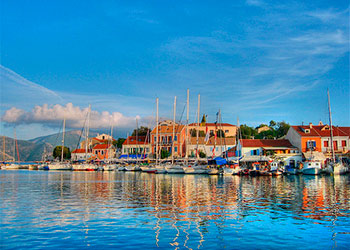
[240,120,290,139]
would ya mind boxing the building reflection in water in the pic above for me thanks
[2,171,348,249]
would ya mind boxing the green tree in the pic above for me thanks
[276,121,290,138]
[199,151,206,158]
[269,120,277,128]
[114,138,126,149]
[53,146,71,160]
[240,124,258,139]
[161,149,170,159]
[132,126,151,136]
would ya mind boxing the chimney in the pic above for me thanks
[309,122,313,129]
[318,120,323,126]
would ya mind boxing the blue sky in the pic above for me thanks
[1,0,349,140]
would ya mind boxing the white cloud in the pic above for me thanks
[2,103,145,129]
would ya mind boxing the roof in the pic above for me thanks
[93,144,114,150]
[123,136,149,145]
[189,136,236,146]
[240,139,294,148]
[291,125,350,137]
[72,149,86,154]
[151,124,185,134]
[188,123,235,127]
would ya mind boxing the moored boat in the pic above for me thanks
[302,161,322,175]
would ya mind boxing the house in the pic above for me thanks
[92,144,116,160]
[71,149,93,161]
[188,122,237,138]
[80,133,116,150]
[150,120,186,158]
[229,139,302,167]
[285,123,350,157]
[188,137,236,158]
[121,136,151,157]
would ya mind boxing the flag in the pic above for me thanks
[204,125,210,143]
[200,114,207,126]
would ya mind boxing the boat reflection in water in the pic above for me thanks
[0,171,349,249]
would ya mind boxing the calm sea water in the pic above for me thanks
[0,171,349,249]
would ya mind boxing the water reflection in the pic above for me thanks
[0,171,349,249]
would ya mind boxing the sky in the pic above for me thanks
[0,0,349,140]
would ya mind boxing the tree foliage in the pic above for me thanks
[132,126,151,136]
[161,149,170,159]
[199,151,206,158]
[241,121,290,139]
[53,146,71,160]
[114,138,126,149]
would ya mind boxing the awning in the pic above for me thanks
[303,151,326,161]
[240,155,271,162]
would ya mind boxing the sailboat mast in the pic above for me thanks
[172,96,177,165]
[61,117,66,162]
[185,89,189,165]
[328,89,335,163]
[196,94,200,160]
[85,105,91,161]
[2,136,5,161]
[136,118,139,162]
[156,98,159,165]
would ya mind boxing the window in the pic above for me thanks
[225,130,229,133]
[154,136,157,142]
[146,148,149,153]
[216,147,218,152]
[342,140,347,147]
[324,141,329,147]
[174,136,177,141]
[175,147,177,152]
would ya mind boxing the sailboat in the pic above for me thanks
[324,89,347,175]
[183,91,209,174]
[5,129,21,170]
[141,98,159,173]
[48,117,72,170]
[165,96,185,174]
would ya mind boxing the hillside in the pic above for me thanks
[1,130,102,161]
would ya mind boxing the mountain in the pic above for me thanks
[0,136,50,162]
[1,130,116,161]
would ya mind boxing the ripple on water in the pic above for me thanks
[0,171,349,249]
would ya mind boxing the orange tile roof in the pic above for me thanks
[93,144,113,150]
[291,125,349,137]
[72,149,86,154]
[241,139,294,148]
[123,136,149,145]
[151,124,185,134]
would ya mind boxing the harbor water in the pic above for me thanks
[0,171,349,249]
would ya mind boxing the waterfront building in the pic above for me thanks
[150,120,186,158]
[285,122,350,158]
[80,133,115,150]
[121,136,151,158]
[188,137,236,158]
[229,139,302,167]
[188,122,237,138]
[71,149,93,161]
[92,144,116,160]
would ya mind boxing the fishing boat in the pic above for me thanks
[270,161,283,176]
[302,161,322,175]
